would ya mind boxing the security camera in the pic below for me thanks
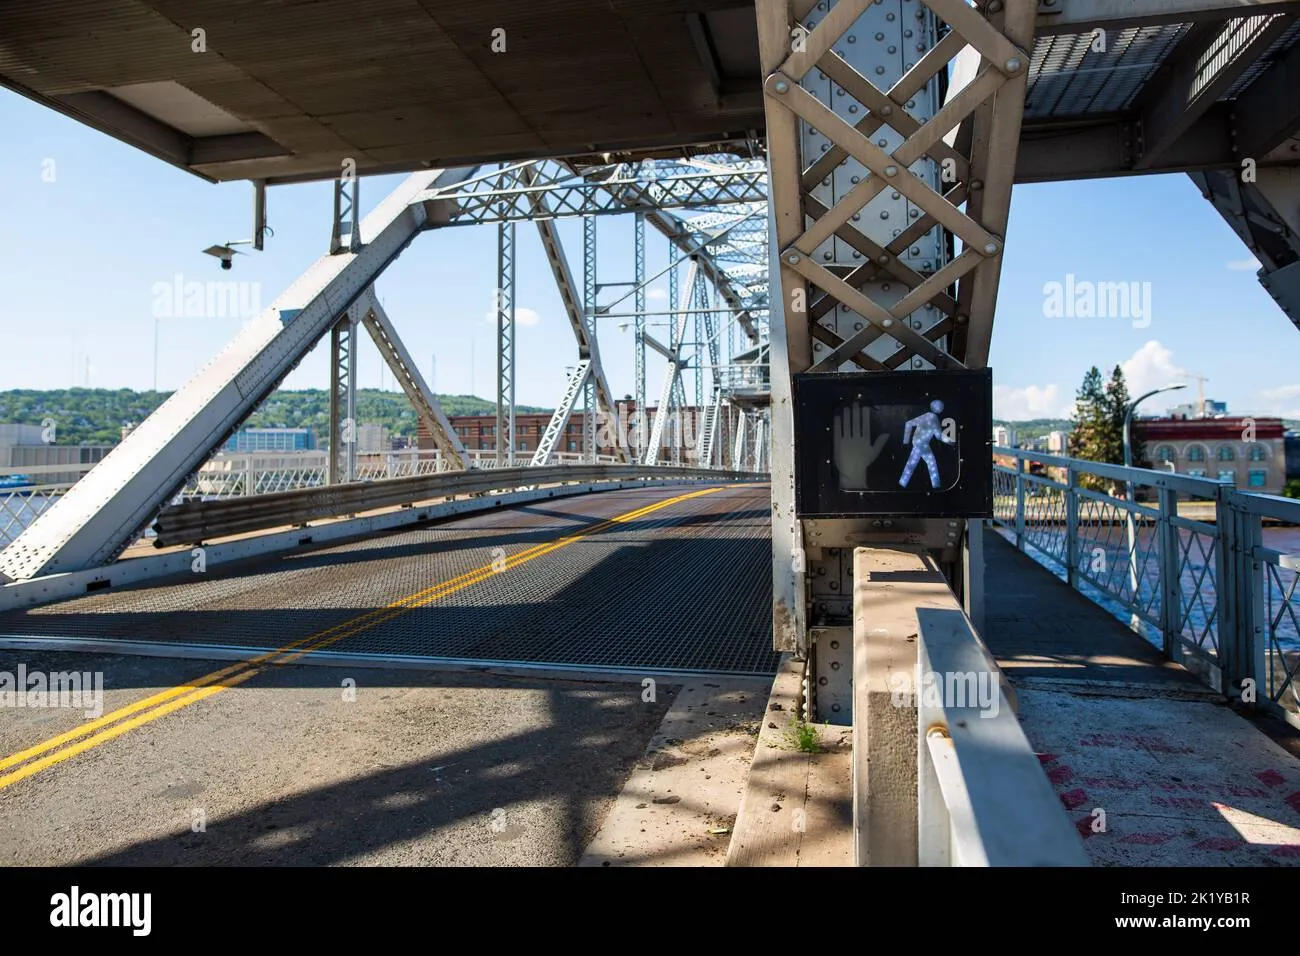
[203,244,241,270]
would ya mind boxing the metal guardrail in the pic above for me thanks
[0,451,631,548]
[852,546,1086,867]
[916,606,1089,866]
[991,446,1300,724]
[152,463,766,546]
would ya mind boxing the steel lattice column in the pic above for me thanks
[328,312,359,485]
[330,172,361,255]
[582,216,598,462]
[756,0,1035,656]
[496,220,517,466]
[634,212,647,456]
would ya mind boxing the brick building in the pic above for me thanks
[1134,416,1287,493]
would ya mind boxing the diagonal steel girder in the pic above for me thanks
[356,288,469,468]
[0,167,478,581]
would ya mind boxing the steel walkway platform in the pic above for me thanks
[0,484,778,677]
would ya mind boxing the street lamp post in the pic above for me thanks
[1122,383,1187,618]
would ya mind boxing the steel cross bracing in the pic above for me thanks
[583,216,599,462]
[412,160,768,224]
[757,0,1036,655]
[531,360,592,466]
[634,212,648,454]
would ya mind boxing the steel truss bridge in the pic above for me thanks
[1,0,1298,867]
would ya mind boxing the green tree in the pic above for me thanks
[1068,366,1129,492]
[1103,365,1139,468]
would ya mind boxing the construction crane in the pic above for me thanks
[1181,372,1210,418]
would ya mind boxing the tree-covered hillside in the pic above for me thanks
[0,389,550,446]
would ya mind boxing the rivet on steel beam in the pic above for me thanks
[956,313,969,324]
[880,105,893,116]
[882,318,894,327]
[885,165,898,176]
[774,79,790,94]
[877,254,889,263]
[855,322,864,331]
[786,252,801,263]
[984,241,1000,255]
[1005,57,1022,73]
[971,180,984,190]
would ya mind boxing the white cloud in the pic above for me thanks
[482,306,541,327]
[1253,384,1300,420]
[1226,257,1261,271]
[1119,340,1187,400]
[647,287,668,301]
[993,384,1070,421]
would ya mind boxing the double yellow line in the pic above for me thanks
[0,485,729,792]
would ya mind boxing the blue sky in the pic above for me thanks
[1,87,1295,421]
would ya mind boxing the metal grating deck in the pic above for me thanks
[1026,24,1190,119]
[0,484,780,676]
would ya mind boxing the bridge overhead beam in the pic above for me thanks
[1033,0,1300,35]
[1131,14,1297,171]
[1234,16,1300,158]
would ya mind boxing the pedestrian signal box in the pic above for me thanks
[792,369,993,518]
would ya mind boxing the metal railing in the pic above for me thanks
[0,447,711,550]
[151,463,765,546]
[991,447,1300,724]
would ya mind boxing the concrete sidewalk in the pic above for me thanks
[982,527,1300,866]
